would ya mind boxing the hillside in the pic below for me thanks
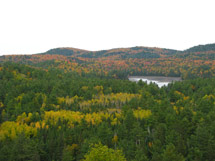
[1,60,215,160]
[1,44,215,160]
[41,43,215,59]
[1,43,215,79]
[176,43,215,59]
[42,46,179,58]
[184,43,215,53]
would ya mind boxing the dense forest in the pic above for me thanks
[1,43,215,80]
[1,43,215,161]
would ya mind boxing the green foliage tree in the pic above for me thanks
[162,144,185,161]
[83,143,126,161]
[0,133,40,161]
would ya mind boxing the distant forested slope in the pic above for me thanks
[1,43,215,80]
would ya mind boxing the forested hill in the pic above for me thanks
[1,44,215,160]
[41,43,215,58]
[1,58,215,160]
[176,43,215,59]
[1,43,215,79]
[42,46,179,58]
[184,43,215,53]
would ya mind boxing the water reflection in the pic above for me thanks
[128,76,181,88]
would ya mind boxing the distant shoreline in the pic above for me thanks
[128,76,182,82]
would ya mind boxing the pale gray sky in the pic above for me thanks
[0,0,215,55]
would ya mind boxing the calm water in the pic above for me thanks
[128,76,181,88]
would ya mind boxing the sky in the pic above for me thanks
[0,0,215,55]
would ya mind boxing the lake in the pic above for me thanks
[128,76,182,88]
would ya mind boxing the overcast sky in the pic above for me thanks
[0,0,215,55]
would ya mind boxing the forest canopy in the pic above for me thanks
[1,43,215,161]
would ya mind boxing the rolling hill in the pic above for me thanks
[1,43,215,79]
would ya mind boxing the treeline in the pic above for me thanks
[1,50,215,80]
[1,62,215,160]
[184,43,215,53]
